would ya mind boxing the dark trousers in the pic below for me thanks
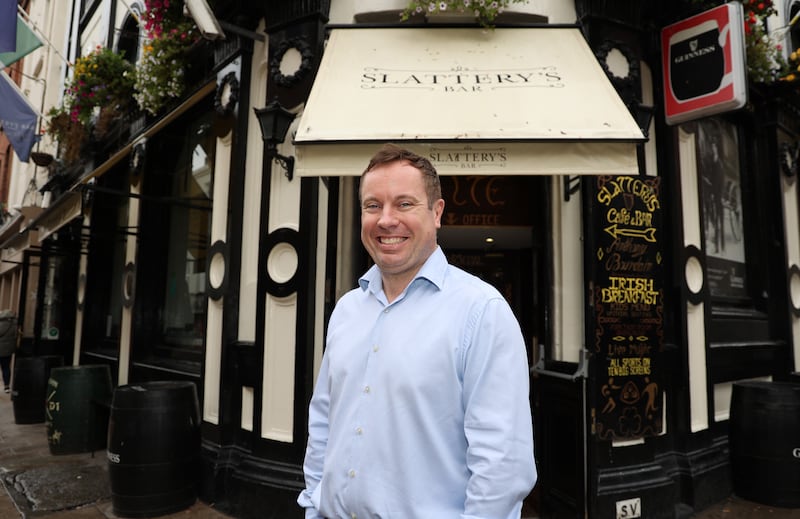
[0,355,10,387]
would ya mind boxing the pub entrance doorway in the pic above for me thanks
[438,175,550,516]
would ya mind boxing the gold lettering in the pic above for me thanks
[596,177,660,211]
[600,276,659,305]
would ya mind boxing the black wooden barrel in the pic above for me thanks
[46,365,112,455]
[11,355,64,424]
[729,380,800,508]
[107,381,200,517]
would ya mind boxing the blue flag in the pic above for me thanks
[0,71,39,162]
[0,0,16,53]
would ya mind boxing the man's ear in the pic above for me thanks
[433,198,445,228]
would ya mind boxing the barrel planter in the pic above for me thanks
[46,364,113,455]
[107,381,201,517]
[11,355,64,424]
[729,380,800,508]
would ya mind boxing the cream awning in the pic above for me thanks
[294,27,644,177]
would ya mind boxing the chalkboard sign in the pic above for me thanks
[591,176,664,440]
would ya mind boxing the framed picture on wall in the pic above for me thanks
[696,117,747,300]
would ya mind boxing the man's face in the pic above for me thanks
[360,160,444,284]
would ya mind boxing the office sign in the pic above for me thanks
[661,2,747,125]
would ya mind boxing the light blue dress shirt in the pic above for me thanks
[298,247,536,519]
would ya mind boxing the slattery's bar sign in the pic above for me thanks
[661,2,747,125]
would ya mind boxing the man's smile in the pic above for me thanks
[379,237,406,245]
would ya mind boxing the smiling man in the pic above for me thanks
[298,144,536,519]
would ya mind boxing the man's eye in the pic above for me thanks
[398,202,414,209]
[364,203,380,211]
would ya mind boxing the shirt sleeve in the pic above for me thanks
[297,352,331,519]
[461,297,537,519]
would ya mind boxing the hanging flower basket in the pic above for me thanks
[685,0,800,86]
[134,0,200,115]
[741,0,788,83]
[46,46,135,163]
[402,0,529,27]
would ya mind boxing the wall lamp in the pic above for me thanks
[183,0,265,42]
[254,99,296,181]
[184,0,224,40]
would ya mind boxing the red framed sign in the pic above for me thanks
[661,2,747,125]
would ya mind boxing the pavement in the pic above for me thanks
[1,384,799,518]
[691,497,800,519]
[0,385,232,519]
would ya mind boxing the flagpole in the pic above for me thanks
[15,4,71,69]
[118,0,145,29]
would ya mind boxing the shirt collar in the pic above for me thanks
[358,246,447,295]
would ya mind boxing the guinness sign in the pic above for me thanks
[661,2,747,125]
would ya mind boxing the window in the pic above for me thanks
[135,102,215,362]
[161,130,213,346]
[117,14,141,64]
[83,163,130,357]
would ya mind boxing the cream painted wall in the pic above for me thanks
[78,1,108,53]
[8,0,73,213]
[781,143,800,371]
[260,111,303,442]
[202,127,233,425]
[239,24,268,343]
[551,179,585,363]
[72,213,90,366]
[678,127,709,433]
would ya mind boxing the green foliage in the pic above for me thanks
[45,47,135,163]
[134,21,198,115]
[62,46,135,126]
[401,0,529,27]
[741,0,788,83]
[134,0,200,115]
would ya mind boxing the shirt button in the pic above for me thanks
[364,385,370,393]
[348,469,356,478]
[356,427,363,435]
[373,344,379,352]
[383,308,389,314]
[351,514,357,519]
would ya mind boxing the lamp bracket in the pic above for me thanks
[271,152,295,181]
[563,175,581,202]
[218,20,265,42]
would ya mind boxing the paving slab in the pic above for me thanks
[0,387,230,518]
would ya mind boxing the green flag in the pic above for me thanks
[0,15,43,68]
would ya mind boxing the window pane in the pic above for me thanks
[161,120,214,348]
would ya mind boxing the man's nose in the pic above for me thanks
[377,206,399,226]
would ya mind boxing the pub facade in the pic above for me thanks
[3,0,800,517]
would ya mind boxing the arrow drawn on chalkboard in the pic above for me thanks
[604,224,657,242]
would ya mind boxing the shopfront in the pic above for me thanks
[289,21,649,519]
[24,1,800,518]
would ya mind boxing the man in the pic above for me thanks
[0,310,17,393]
[298,144,536,518]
